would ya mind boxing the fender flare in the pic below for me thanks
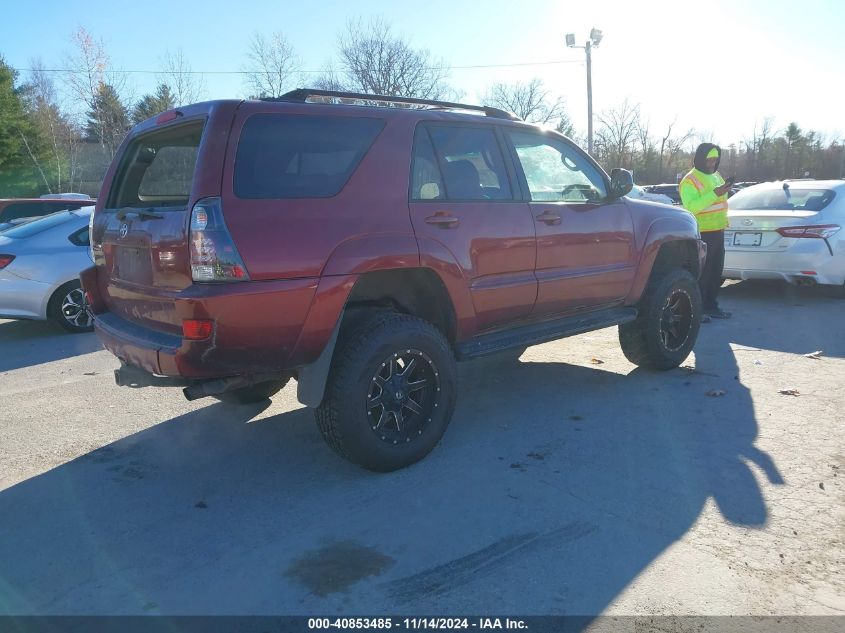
[626,215,701,304]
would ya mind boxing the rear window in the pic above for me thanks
[0,201,83,221]
[2,211,74,239]
[108,120,204,209]
[730,187,835,211]
[233,114,385,199]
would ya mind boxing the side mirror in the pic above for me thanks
[609,168,633,199]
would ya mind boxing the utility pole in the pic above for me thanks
[567,28,602,156]
[585,40,593,156]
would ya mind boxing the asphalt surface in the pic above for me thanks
[0,280,843,616]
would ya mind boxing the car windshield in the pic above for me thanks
[729,187,835,211]
[2,210,76,239]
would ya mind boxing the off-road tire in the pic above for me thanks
[316,312,457,472]
[213,378,289,404]
[49,280,94,333]
[619,268,702,370]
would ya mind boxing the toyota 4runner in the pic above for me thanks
[81,89,706,471]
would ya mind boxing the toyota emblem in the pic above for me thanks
[742,218,754,226]
[119,223,129,239]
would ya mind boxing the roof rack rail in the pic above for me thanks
[264,88,522,121]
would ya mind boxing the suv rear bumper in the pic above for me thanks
[82,266,322,378]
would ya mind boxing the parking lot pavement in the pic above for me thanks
[0,280,843,616]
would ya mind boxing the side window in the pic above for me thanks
[68,226,91,247]
[426,125,513,201]
[234,114,385,199]
[508,131,608,203]
[409,127,445,200]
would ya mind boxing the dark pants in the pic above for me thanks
[699,230,725,311]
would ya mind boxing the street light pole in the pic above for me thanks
[567,28,602,157]
[585,40,593,156]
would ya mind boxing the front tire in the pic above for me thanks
[49,281,94,333]
[619,268,702,370]
[316,312,457,472]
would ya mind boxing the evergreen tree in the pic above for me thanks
[132,83,176,124]
[0,56,44,196]
[85,82,129,158]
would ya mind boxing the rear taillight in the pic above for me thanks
[776,224,841,239]
[0,255,15,269]
[183,319,214,340]
[189,197,250,282]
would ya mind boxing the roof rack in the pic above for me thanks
[265,88,522,121]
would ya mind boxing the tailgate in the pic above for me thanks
[92,114,218,335]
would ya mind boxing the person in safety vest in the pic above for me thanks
[680,143,733,320]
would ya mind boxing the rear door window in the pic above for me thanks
[108,120,204,209]
[424,125,513,201]
[233,114,385,199]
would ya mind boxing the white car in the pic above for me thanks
[0,207,95,332]
[723,180,845,292]
[626,184,674,205]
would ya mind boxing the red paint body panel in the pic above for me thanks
[531,198,636,315]
[409,199,537,332]
[84,98,702,384]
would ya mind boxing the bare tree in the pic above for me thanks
[63,27,131,159]
[160,48,205,106]
[243,32,300,98]
[26,58,82,192]
[334,17,454,100]
[64,27,108,127]
[483,78,570,127]
[594,99,641,168]
[657,118,693,183]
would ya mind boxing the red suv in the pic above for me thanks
[82,89,706,471]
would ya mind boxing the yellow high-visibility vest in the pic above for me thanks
[679,168,729,232]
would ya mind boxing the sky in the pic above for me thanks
[2,0,844,148]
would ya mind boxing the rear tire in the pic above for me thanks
[316,312,457,472]
[619,268,702,370]
[213,378,289,404]
[49,280,94,333]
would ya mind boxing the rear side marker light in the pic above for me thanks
[800,271,817,276]
[183,319,214,340]
[0,255,14,269]
[776,224,840,239]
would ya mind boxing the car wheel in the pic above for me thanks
[316,312,457,472]
[619,268,702,370]
[49,281,94,333]
[213,378,289,404]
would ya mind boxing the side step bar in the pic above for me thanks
[455,307,638,361]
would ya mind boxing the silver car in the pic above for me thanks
[0,207,95,333]
[723,181,845,293]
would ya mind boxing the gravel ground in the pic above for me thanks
[0,280,842,617]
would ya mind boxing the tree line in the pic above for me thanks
[1,20,842,197]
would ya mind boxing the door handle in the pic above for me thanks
[425,212,460,228]
[536,211,562,225]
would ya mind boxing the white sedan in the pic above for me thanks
[723,180,845,293]
[0,207,95,332]
[626,184,674,205]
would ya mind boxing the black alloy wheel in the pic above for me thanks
[659,289,694,352]
[366,349,440,445]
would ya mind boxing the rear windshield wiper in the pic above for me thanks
[116,207,165,221]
